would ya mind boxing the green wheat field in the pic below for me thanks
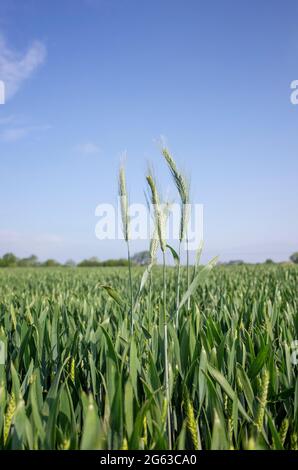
[0,263,297,450]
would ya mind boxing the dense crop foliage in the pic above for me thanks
[0,265,297,450]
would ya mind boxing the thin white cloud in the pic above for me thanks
[0,230,19,243]
[75,142,100,155]
[0,115,15,125]
[0,124,50,142]
[0,35,46,100]
[0,230,63,247]
[0,230,65,261]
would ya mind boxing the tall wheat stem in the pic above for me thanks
[146,173,172,448]
[186,235,190,311]
[161,147,190,317]
[162,250,172,449]
[119,164,134,334]
[127,241,134,334]
[175,242,181,327]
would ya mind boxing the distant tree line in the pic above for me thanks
[77,257,133,267]
[0,253,69,267]
[0,251,298,268]
[220,254,298,266]
[0,252,151,268]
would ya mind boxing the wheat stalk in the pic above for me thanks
[146,171,172,448]
[146,174,166,252]
[119,165,129,242]
[184,390,199,450]
[255,369,270,433]
[70,357,75,383]
[4,392,16,445]
[118,163,134,334]
[161,148,189,240]
[161,147,191,312]
[279,418,289,447]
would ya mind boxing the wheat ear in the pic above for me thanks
[255,369,269,432]
[146,174,166,252]
[184,390,199,450]
[4,392,16,444]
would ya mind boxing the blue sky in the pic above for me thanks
[0,0,297,263]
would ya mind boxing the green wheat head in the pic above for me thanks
[4,392,16,445]
[255,369,270,433]
[146,174,166,252]
[161,147,190,241]
[119,165,129,242]
[279,418,289,447]
[184,390,199,450]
